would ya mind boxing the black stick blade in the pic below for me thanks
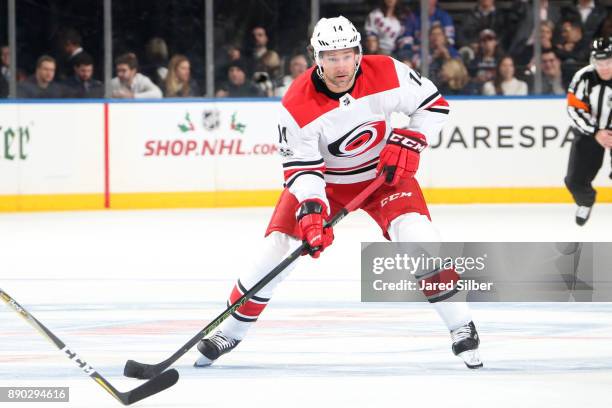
[124,359,165,380]
[121,369,179,405]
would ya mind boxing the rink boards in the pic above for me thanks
[0,97,611,211]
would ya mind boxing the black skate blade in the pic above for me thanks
[464,361,484,369]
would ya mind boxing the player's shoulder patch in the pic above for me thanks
[282,67,337,129]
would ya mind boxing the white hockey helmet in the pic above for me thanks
[310,16,362,68]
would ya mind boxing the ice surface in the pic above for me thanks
[1,204,611,407]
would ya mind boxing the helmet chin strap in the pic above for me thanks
[316,63,325,80]
[350,54,363,82]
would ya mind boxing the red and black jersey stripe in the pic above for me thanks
[417,91,450,114]
[425,96,450,115]
[282,158,326,187]
[325,157,379,176]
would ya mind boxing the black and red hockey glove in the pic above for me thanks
[297,199,334,258]
[376,128,428,186]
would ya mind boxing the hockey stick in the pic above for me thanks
[0,288,178,405]
[124,174,387,379]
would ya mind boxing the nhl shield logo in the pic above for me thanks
[202,109,220,131]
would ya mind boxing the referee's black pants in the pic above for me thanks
[564,131,611,207]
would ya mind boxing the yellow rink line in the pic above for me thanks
[0,194,105,212]
[422,187,612,204]
[1,187,612,212]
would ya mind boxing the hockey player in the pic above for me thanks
[196,16,483,369]
[565,37,612,226]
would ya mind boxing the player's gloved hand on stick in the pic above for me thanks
[297,199,334,258]
[376,128,428,185]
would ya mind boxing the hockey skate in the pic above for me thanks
[575,205,592,226]
[194,331,241,367]
[451,321,483,369]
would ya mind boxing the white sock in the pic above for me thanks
[433,301,472,331]
[387,213,472,331]
[218,232,301,340]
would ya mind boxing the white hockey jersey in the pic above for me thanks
[278,55,449,206]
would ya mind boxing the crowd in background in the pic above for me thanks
[375,0,610,96]
[0,0,610,99]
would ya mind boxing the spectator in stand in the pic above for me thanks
[533,48,565,95]
[413,25,459,84]
[508,0,561,60]
[250,26,275,69]
[556,18,591,85]
[216,43,250,84]
[216,60,263,98]
[1,45,10,81]
[59,28,85,80]
[163,54,200,97]
[253,50,281,97]
[364,34,384,55]
[111,53,162,99]
[563,0,608,42]
[459,0,509,50]
[18,55,65,98]
[63,52,104,98]
[364,0,408,55]
[482,56,528,95]
[141,37,169,89]
[396,12,418,60]
[275,54,308,97]
[468,29,503,93]
[518,20,556,68]
[437,58,471,95]
[556,18,590,64]
[402,0,455,57]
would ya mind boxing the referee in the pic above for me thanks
[565,37,612,226]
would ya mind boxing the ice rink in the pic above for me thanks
[2,203,612,408]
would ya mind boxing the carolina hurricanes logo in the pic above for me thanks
[328,120,386,158]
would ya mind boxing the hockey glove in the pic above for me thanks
[297,199,334,259]
[376,129,428,186]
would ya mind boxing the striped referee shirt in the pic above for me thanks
[567,64,612,136]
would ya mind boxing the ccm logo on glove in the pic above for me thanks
[388,133,427,153]
[376,129,428,186]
